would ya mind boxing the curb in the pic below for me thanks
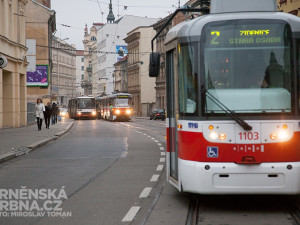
[0,121,74,164]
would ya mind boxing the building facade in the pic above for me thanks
[113,56,128,93]
[125,26,157,117]
[97,15,159,96]
[76,50,84,97]
[153,16,173,111]
[278,0,300,16]
[82,24,101,96]
[51,37,76,107]
[0,0,28,128]
[25,0,55,104]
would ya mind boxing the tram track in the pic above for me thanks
[185,195,300,225]
[282,196,300,225]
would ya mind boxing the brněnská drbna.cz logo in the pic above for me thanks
[0,186,72,218]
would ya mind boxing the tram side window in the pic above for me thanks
[178,44,198,116]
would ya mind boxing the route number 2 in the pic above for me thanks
[239,132,259,141]
[211,31,220,45]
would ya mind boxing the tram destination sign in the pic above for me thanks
[205,22,288,48]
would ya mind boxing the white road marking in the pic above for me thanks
[159,147,164,151]
[148,136,151,138]
[160,158,165,163]
[157,143,162,146]
[151,138,155,140]
[161,152,166,156]
[150,174,160,182]
[156,165,164,171]
[139,187,152,198]
[154,140,159,142]
[122,206,141,222]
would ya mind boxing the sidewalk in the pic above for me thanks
[0,118,74,163]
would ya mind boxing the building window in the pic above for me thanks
[89,48,92,55]
[81,74,84,80]
[81,57,84,62]
[89,89,92,95]
[81,66,84,71]
[91,36,97,41]
[88,74,92,82]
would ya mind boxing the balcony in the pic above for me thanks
[86,67,92,72]
[81,80,92,87]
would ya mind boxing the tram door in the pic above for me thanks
[166,50,179,183]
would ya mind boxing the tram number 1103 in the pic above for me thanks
[239,132,259,141]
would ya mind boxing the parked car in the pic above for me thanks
[59,107,68,117]
[150,109,165,120]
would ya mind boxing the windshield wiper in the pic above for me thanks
[203,90,252,131]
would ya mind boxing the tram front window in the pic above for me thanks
[115,98,129,106]
[203,20,293,114]
[77,98,95,109]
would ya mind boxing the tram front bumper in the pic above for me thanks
[178,158,300,194]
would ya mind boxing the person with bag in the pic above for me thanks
[44,102,52,129]
[35,98,45,131]
[51,103,57,125]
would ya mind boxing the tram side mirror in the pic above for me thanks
[149,52,160,77]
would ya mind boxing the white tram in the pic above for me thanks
[150,0,300,194]
[68,96,97,120]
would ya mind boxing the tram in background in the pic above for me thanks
[68,96,97,119]
[96,93,133,121]
[150,0,300,194]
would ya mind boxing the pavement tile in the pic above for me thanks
[0,118,73,162]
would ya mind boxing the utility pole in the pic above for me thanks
[178,0,180,8]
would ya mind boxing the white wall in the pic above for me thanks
[97,15,158,95]
[76,55,84,96]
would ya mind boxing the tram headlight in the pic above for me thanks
[77,112,82,115]
[270,132,278,140]
[92,111,96,116]
[209,131,218,140]
[115,109,121,115]
[219,133,227,141]
[126,109,131,115]
[278,131,289,140]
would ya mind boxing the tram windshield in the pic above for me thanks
[77,98,96,109]
[203,20,292,114]
[115,98,129,106]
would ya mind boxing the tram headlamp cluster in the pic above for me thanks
[92,111,96,116]
[270,131,289,141]
[270,124,290,141]
[115,109,121,115]
[126,109,131,115]
[77,112,82,115]
[208,125,227,141]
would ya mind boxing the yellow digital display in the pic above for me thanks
[239,30,270,36]
[209,28,282,46]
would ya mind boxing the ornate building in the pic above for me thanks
[0,0,28,128]
[51,37,76,106]
[125,26,157,117]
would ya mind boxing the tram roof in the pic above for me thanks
[165,12,300,44]
[76,96,95,99]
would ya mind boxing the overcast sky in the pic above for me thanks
[51,0,180,49]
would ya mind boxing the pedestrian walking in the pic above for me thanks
[44,102,52,129]
[51,103,57,125]
[35,98,45,131]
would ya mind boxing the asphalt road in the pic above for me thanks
[0,118,171,225]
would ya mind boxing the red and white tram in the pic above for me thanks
[150,0,300,194]
[96,93,133,121]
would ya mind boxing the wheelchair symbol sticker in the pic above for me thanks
[207,147,218,158]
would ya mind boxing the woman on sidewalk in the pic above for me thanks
[44,102,52,129]
[35,98,45,131]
